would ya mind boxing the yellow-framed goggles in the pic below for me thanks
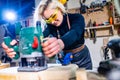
[45,8,58,24]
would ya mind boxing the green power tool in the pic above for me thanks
[4,21,47,72]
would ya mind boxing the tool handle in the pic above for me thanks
[4,36,20,59]
[42,35,56,59]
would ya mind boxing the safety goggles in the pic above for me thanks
[45,8,58,24]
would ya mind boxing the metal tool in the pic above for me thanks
[4,21,47,72]
[98,38,120,75]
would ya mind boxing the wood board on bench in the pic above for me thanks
[0,64,78,80]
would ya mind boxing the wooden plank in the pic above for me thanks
[0,74,17,80]
[0,63,10,69]
[76,68,87,80]
[0,67,17,80]
[87,72,107,80]
[17,72,39,80]
[0,64,78,80]
[38,64,78,80]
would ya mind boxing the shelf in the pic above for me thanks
[84,25,114,38]
[85,25,113,29]
[114,23,120,26]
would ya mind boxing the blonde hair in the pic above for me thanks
[33,0,66,25]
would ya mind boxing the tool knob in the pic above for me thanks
[32,36,38,49]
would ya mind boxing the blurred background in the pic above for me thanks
[0,0,35,25]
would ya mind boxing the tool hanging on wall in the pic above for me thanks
[93,21,97,43]
[80,0,87,14]
[87,19,97,43]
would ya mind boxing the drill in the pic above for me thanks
[4,21,47,72]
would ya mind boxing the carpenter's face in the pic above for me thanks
[43,8,63,27]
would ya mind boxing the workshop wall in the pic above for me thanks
[67,0,112,9]
[67,0,80,9]
[66,0,119,68]
[85,35,120,68]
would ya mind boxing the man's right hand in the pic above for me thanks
[1,40,17,58]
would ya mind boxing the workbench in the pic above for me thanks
[0,64,106,80]
[0,64,78,80]
[0,63,10,69]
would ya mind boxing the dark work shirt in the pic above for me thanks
[43,13,85,50]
